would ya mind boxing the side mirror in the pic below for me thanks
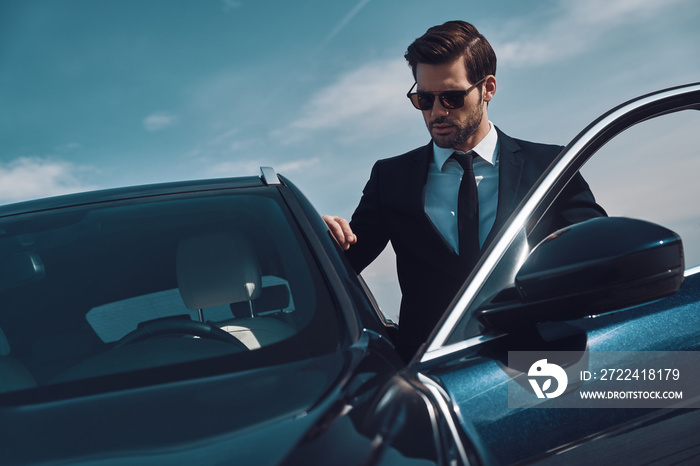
[478,217,685,331]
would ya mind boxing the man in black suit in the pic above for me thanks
[324,21,605,361]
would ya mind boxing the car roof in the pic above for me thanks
[0,175,270,219]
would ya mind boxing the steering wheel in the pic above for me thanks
[113,317,249,351]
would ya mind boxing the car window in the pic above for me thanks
[580,110,700,268]
[0,189,341,398]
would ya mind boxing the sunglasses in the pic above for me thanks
[407,76,488,110]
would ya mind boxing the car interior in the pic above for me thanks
[0,190,341,397]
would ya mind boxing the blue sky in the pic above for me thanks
[1,0,699,316]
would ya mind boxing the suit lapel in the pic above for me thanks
[405,142,463,259]
[483,128,524,247]
[406,142,431,216]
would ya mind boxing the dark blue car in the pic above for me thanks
[0,83,699,465]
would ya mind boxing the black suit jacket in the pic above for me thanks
[346,128,606,360]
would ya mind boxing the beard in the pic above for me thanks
[428,102,484,149]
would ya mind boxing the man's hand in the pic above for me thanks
[322,215,357,250]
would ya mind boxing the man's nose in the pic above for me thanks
[430,98,450,117]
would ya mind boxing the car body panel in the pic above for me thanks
[0,351,345,464]
[424,270,700,464]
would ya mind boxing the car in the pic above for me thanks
[0,83,698,465]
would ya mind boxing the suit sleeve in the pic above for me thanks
[345,162,391,274]
[556,172,607,226]
[530,169,608,244]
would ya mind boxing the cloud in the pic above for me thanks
[143,112,179,132]
[318,0,372,50]
[493,0,689,67]
[278,58,416,144]
[567,0,679,25]
[0,157,96,204]
[222,0,242,12]
[53,142,83,153]
[203,157,321,178]
[276,157,321,172]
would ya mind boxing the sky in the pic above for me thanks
[1,0,699,319]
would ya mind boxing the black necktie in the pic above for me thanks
[451,151,480,259]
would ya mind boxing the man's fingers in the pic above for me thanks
[322,215,356,250]
[322,215,345,244]
[336,217,356,245]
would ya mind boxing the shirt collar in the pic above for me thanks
[433,121,498,172]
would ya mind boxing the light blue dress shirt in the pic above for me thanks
[424,122,499,253]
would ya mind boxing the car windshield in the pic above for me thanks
[0,187,342,400]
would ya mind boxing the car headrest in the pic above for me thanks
[176,232,261,310]
[230,283,291,317]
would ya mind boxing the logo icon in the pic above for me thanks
[528,359,568,399]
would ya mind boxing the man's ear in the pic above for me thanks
[483,75,497,103]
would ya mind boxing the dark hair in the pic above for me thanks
[404,21,497,83]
